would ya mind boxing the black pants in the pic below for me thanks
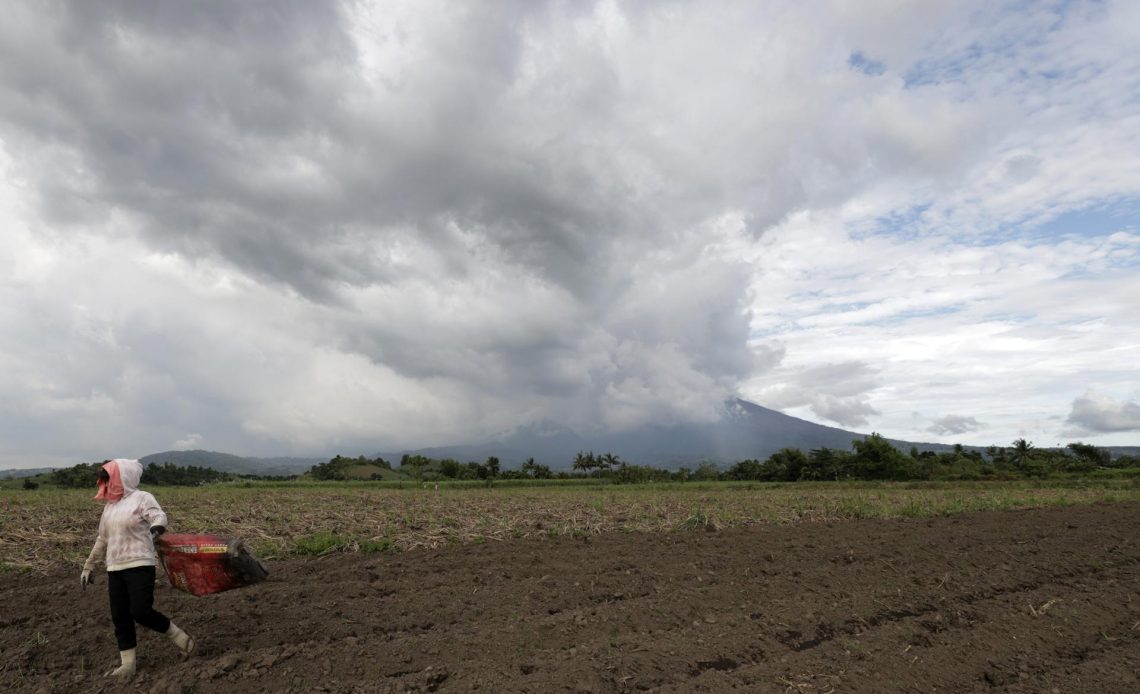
[108,566,171,651]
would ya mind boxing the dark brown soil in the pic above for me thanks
[3,502,1137,693]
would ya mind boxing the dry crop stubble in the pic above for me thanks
[1,481,1137,572]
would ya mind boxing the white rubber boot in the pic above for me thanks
[167,621,196,655]
[106,648,136,678]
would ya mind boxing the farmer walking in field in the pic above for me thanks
[80,458,196,678]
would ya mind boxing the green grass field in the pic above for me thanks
[2,478,1137,572]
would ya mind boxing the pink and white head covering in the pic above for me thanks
[94,458,141,502]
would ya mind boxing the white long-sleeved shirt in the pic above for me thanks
[83,459,168,572]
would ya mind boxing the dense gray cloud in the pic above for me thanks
[1,1,1138,466]
[927,415,985,436]
[1,0,985,300]
[1066,391,1140,434]
[0,0,774,460]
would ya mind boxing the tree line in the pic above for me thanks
[48,461,275,487]
[32,437,1136,490]
[368,435,1135,484]
[702,436,1134,482]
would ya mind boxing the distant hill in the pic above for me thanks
[0,458,322,480]
[378,399,964,469]
[139,450,324,476]
[1,452,326,480]
[0,467,55,480]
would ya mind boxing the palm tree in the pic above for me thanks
[1011,438,1034,472]
[572,451,595,474]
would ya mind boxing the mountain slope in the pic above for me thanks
[380,399,937,469]
[0,467,55,480]
[139,450,323,476]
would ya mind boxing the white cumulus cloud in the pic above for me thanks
[1066,391,1140,434]
[928,415,985,436]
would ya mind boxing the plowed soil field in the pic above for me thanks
[2,502,1137,693]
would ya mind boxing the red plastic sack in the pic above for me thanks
[157,533,269,597]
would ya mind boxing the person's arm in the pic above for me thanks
[81,519,106,587]
[141,494,168,539]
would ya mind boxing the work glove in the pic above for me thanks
[81,569,95,589]
[150,525,166,540]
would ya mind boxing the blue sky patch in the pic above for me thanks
[1029,197,1140,241]
[848,51,885,76]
